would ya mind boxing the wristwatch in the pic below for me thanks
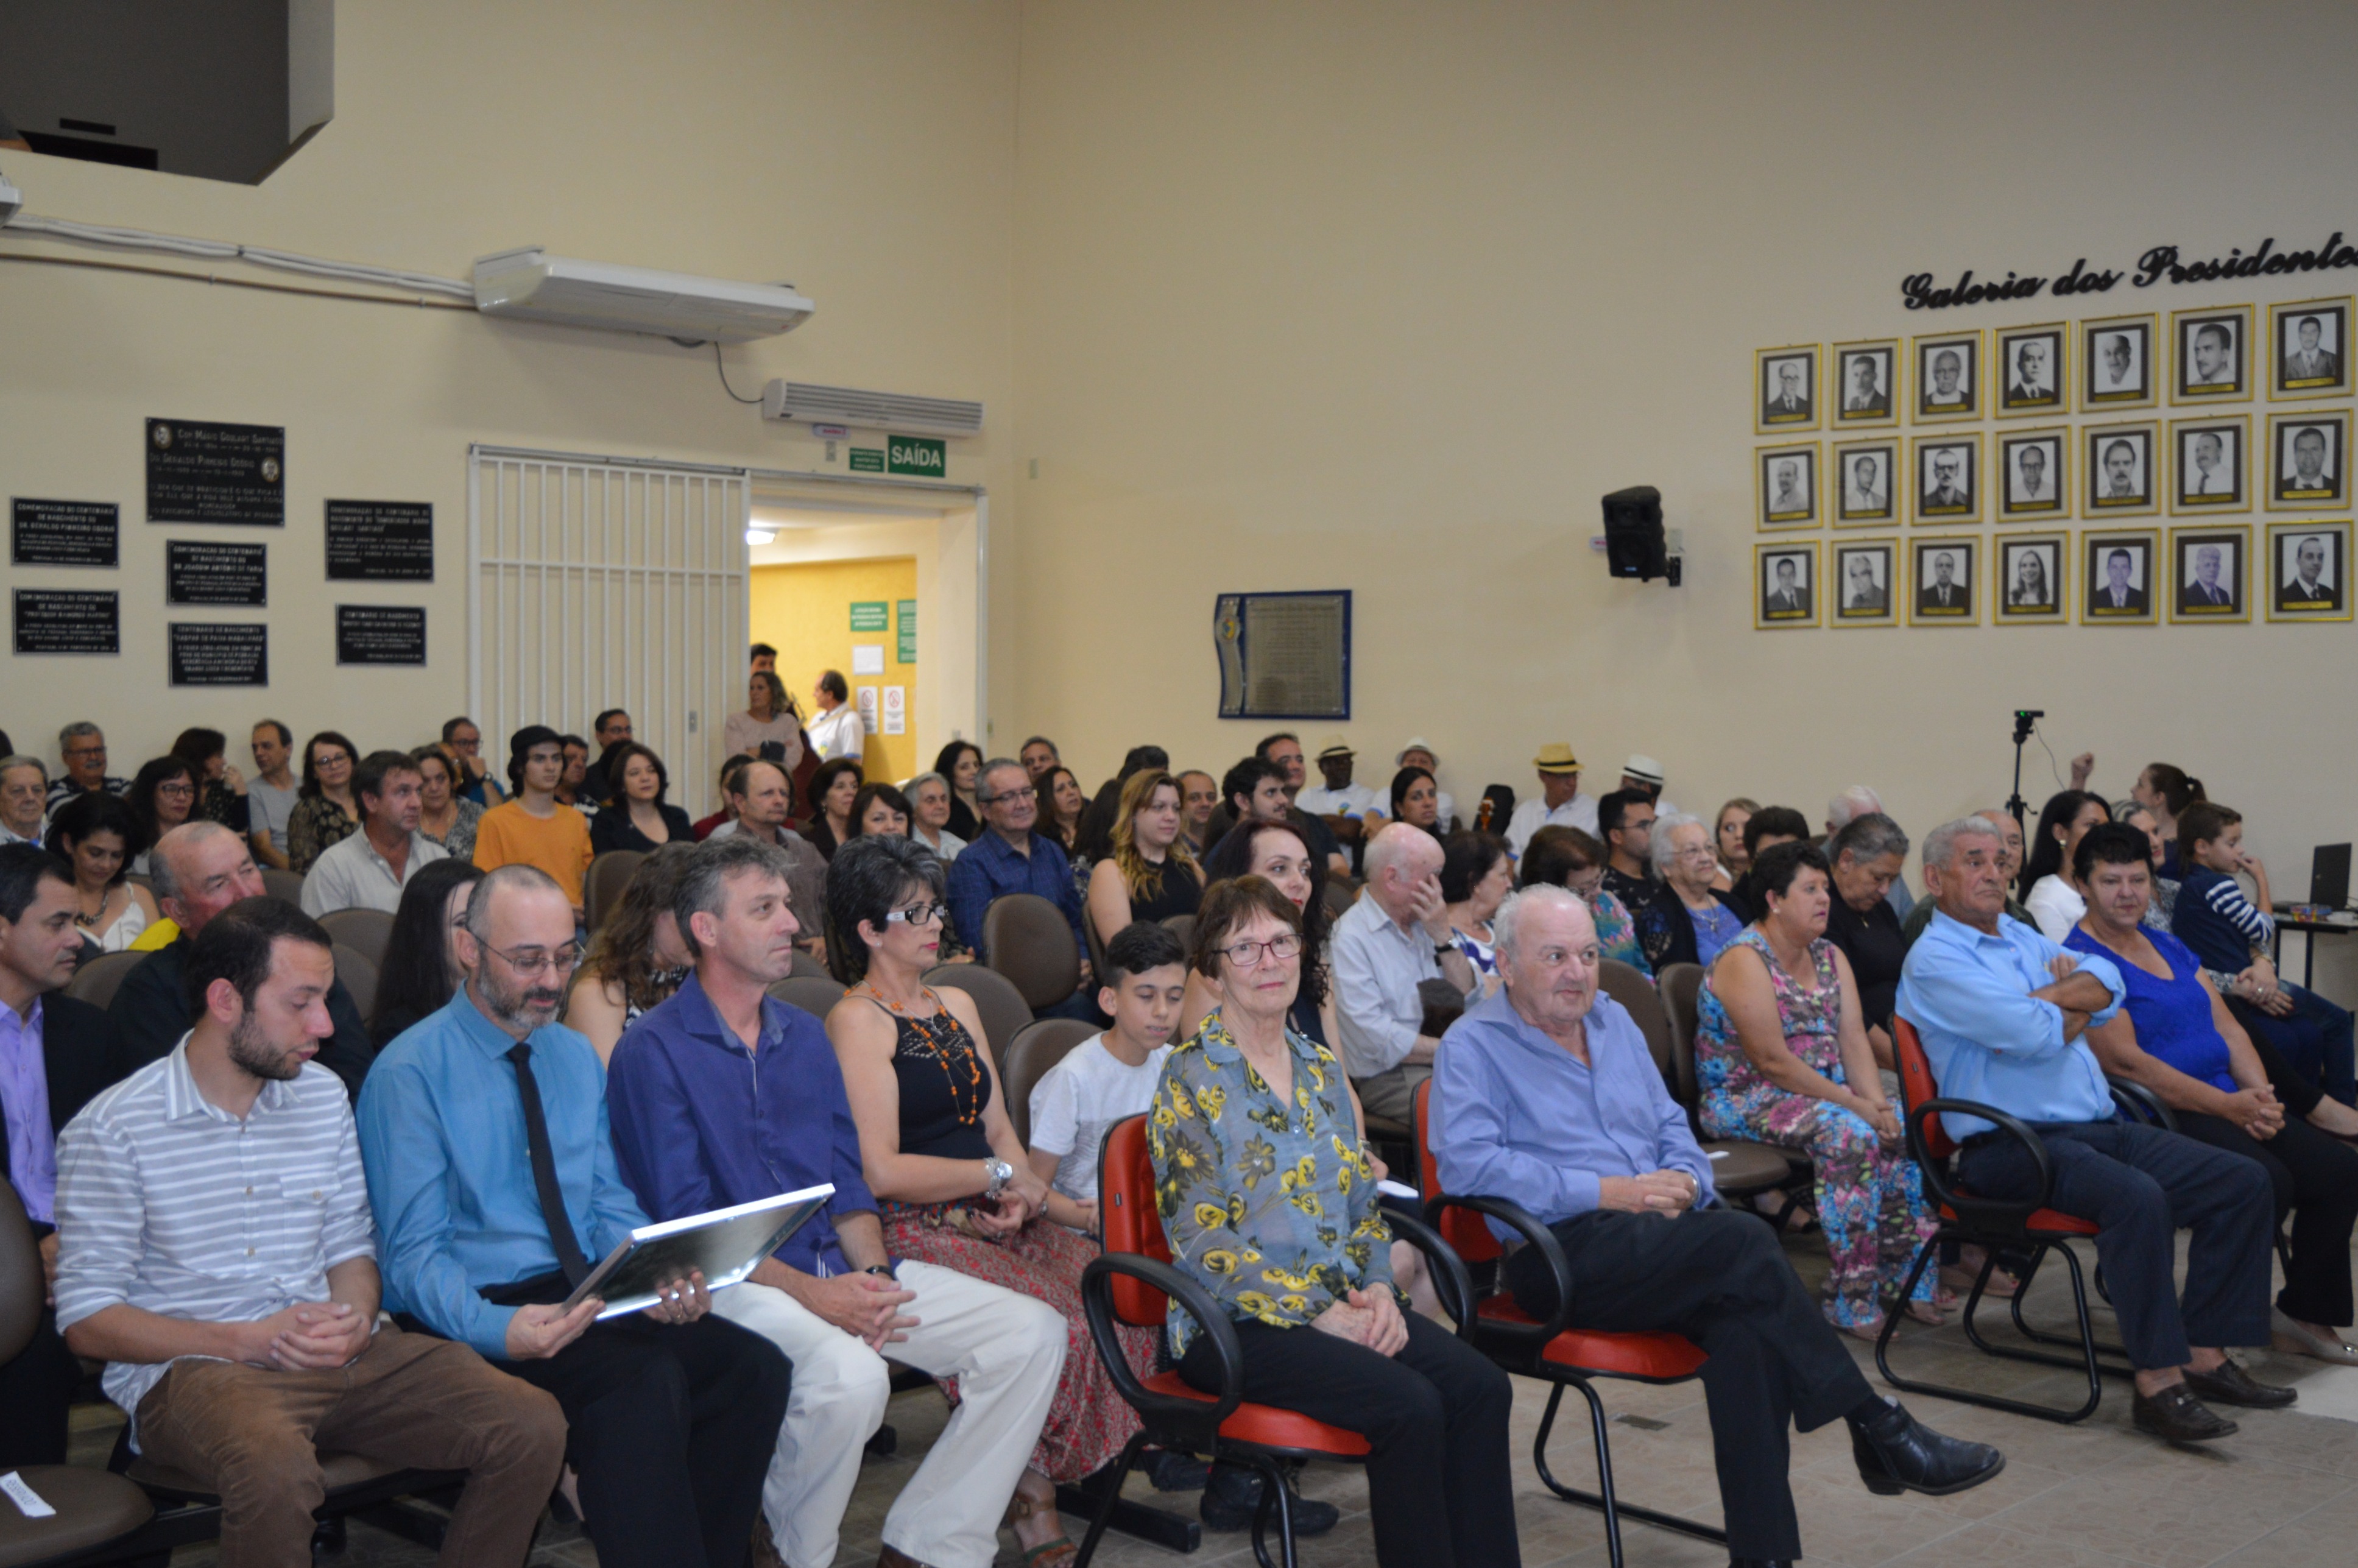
[983,1158,1014,1199]
[1433,941,1456,959]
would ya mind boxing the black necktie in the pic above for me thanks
[508,1042,591,1286]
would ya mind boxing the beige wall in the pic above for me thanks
[1,0,1016,781]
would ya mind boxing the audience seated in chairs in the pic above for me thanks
[1085,769,1204,947]
[287,730,364,876]
[1332,822,1477,1124]
[122,755,199,877]
[470,727,593,928]
[1431,883,2001,1566]
[707,760,828,953]
[1025,922,1187,1238]
[112,823,378,1101]
[1901,807,2033,947]
[1712,796,1760,890]
[1893,814,2290,1441]
[301,750,448,918]
[946,759,1092,994]
[1821,812,1913,1068]
[607,834,1070,1568]
[1519,825,1648,975]
[0,845,125,1469]
[1694,841,1940,1338]
[587,741,694,854]
[805,757,865,861]
[933,740,987,841]
[2020,789,2111,942]
[367,858,484,1047]
[1594,789,1659,913]
[906,770,969,862]
[410,743,485,863]
[825,833,1165,1560]
[44,791,158,956]
[357,864,789,1568]
[1151,875,1509,1564]
[1440,830,1514,998]
[2066,822,2358,1367]
[1634,812,1748,972]
[1726,803,1810,922]
[57,897,568,1566]
[562,842,696,1062]
[2172,799,2357,1107]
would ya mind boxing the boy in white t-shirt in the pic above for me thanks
[1028,920,1189,1234]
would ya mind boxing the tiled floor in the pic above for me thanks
[80,1229,2358,1567]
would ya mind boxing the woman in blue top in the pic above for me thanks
[2067,824,2358,1365]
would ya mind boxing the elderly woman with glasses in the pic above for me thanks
[1633,811,1748,970]
[825,835,1154,1567]
[1820,813,1912,1071]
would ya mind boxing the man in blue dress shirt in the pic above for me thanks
[1433,885,2001,1568]
[1896,816,2287,1443]
[608,837,1064,1568]
[358,864,789,1568]
[945,758,1094,1013]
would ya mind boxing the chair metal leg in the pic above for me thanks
[1997,1242,2134,1367]
[1245,1455,1296,1568]
[1525,1375,1727,1555]
[1878,1231,2112,1423]
[1072,1432,1146,1568]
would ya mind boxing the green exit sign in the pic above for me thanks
[888,435,946,477]
[849,601,890,632]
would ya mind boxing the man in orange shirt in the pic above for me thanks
[472,727,593,927]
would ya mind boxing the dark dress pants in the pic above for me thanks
[2233,988,2358,1107]
[0,1307,81,1466]
[2171,1110,2358,1327]
[1956,1118,2275,1368]
[1177,1310,1519,1568]
[493,1308,790,1568]
[1503,1207,1873,1564]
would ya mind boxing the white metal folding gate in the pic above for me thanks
[468,447,748,814]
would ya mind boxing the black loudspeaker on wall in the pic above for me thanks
[1601,486,1678,584]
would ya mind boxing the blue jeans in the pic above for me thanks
[2233,985,2357,1106]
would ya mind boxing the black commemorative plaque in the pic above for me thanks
[146,418,285,526]
[13,590,120,655]
[169,621,269,686]
[324,500,434,581]
[166,540,268,606]
[336,604,428,666]
[11,499,119,567]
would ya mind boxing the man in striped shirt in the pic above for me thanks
[54,897,566,1566]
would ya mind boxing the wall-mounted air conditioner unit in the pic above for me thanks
[761,381,983,437]
[473,248,814,344]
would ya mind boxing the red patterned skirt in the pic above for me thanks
[881,1200,1155,1483]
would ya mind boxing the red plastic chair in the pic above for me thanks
[1079,1114,1466,1568]
[1414,1079,1721,1568]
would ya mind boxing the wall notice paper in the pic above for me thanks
[881,684,906,735]
[166,540,268,606]
[336,605,428,666]
[1,1471,57,1519]
[325,500,435,581]
[850,643,886,676]
[11,498,119,567]
[146,418,285,526]
[856,685,879,732]
[169,621,269,686]
[1213,590,1352,720]
[896,598,917,663]
[13,588,120,655]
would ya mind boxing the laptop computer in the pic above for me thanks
[2311,843,2351,911]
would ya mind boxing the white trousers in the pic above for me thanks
[715,1260,1067,1568]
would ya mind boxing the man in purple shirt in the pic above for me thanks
[608,836,1065,1568]
[1431,885,2002,1568]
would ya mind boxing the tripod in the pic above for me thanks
[2007,710,2044,838]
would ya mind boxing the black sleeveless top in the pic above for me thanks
[877,995,996,1160]
[1126,855,1204,925]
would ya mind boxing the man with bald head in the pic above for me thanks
[707,758,827,954]
[1432,886,2002,1566]
[109,822,377,1097]
[1331,822,1475,1120]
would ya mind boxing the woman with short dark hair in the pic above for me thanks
[805,757,864,860]
[1519,825,1648,973]
[45,791,157,954]
[589,741,694,854]
[122,756,200,877]
[1439,831,1512,995]
[1821,813,1912,1068]
[931,740,984,841]
[409,744,484,861]
[287,730,363,874]
[168,727,250,832]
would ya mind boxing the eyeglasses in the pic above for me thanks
[65,745,106,759]
[155,782,196,798]
[986,787,1037,804]
[885,902,945,927]
[1221,932,1303,968]
[316,752,351,768]
[482,942,584,976]
[1672,845,1717,862]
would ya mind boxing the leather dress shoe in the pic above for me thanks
[1849,1399,2005,1496]
[1200,1462,1340,1536]
[1729,1559,1795,1567]
[2184,1358,2298,1408]
[2132,1383,2238,1441]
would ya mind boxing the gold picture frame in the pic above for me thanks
[1830,439,1901,526]
[2166,523,2252,624]
[1755,542,1820,629]
[1993,531,2070,624]
[2167,415,2251,514]
[2265,409,2352,511]
[1995,322,2069,418]
[2083,420,2161,518]
[1756,344,1823,436]
[1907,535,1979,626]
[1830,538,1898,626]
[2171,303,2255,404]
[1754,442,1823,530]
[2264,519,2354,622]
[2081,312,2158,412]
[2268,297,2354,401]
[1830,337,1901,429]
[1910,432,1984,526]
[1996,427,2070,521]
[2080,528,2161,626]
[1911,330,1982,423]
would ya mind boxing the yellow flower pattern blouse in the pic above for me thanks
[1146,1009,1396,1355]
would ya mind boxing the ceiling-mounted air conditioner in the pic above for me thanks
[473,247,814,344]
[761,381,983,437]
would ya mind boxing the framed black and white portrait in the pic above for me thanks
[2267,410,2349,510]
[1911,434,1982,525]
[1912,331,1981,423]
[1832,540,1896,626]
[2265,520,2352,623]
[2268,297,2353,401]
[1755,442,1821,529]
[1908,537,1977,626]
[2169,416,2250,513]
[2083,421,2159,518]
[2081,529,2160,626]
[1755,542,1818,629]
[1756,345,1821,436]
[2172,305,2254,404]
[1997,428,2068,520]
[1831,439,1899,526]
[1995,532,2067,623]
[1832,338,1899,428]
[2081,313,2158,412]
[1996,323,2067,417]
[2169,524,2250,624]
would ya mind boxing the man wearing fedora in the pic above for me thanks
[1295,737,1386,823]
[1505,743,1597,858]
[1617,754,1679,819]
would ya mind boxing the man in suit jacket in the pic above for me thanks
[2093,549,2150,614]
[2178,546,2234,611]
[1765,362,1812,421]
[1922,453,1969,512]
[2281,535,2343,610]
[2283,317,2341,384]
[1917,553,1967,613]
[1765,559,1810,616]
[1847,456,1888,514]
[2007,339,2057,404]
[1843,356,1890,415]
[1843,554,1888,612]
[0,844,129,1466]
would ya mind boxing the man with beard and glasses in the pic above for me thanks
[359,865,788,1568]
[55,898,567,1565]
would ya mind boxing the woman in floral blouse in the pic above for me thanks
[1149,875,1519,1568]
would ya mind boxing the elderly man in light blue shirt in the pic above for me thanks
[1433,885,2002,1567]
[1896,815,2285,1444]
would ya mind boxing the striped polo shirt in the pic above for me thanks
[53,1034,375,1429]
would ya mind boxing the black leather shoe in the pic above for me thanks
[2183,1358,2298,1408]
[1729,1559,1796,1567]
[1849,1399,2006,1496]
[2133,1383,2239,1441]
[1200,1463,1340,1536]
[1142,1447,1211,1491]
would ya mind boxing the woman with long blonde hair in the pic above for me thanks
[1084,769,1204,944]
